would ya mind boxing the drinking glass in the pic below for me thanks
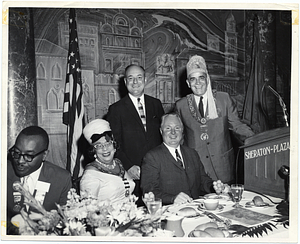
[231,184,244,208]
[146,198,162,229]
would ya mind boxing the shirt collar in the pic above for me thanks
[21,162,43,194]
[24,162,43,184]
[163,143,181,156]
[194,92,207,103]
[129,93,145,105]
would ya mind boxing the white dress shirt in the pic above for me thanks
[194,93,207,116]
[129,93,146,114]
[163,143,185,168]
[21,163,43,196]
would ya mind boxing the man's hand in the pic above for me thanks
[173,192,192,205]
[128,165,140,180]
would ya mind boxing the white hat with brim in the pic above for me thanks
[83,119,111,145]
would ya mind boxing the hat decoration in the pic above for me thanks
[186,55,208,77]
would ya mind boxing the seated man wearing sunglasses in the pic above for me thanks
[6,126,72,234]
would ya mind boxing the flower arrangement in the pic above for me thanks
[11,185,161,237]
[57,188,144,236]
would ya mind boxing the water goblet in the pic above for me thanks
[142,192,154,206]
[146,198,162,229]
[231,184,244,208]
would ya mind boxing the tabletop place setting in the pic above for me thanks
[9,181,289,239]
[140,182,289,238]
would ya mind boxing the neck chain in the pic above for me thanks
[95,158,116,170]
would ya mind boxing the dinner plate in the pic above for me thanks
[166,205,203,218]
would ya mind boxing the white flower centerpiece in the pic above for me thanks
[11,185,168,237]
[59,188,144,236]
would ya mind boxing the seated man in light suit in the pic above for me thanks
[6,126,72,234]
[140,113,214,205]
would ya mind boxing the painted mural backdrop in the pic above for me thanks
[18,8,290,168]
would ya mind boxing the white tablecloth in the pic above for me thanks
[165,191,289,239]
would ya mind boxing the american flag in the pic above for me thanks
[63,8,85,180]
[242,15,269,134]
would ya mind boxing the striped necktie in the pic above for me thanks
[199,96,204,117]
[137,98,147,131]
[175,149,184,168]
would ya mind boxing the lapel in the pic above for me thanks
[36,163,52,192]
[124,95,147,132]
[180,146,191,169]
[162,144,185,171]
[144,95,151,122]
[37,163,48,182]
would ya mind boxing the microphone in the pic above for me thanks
[279,165,290,177]
[13,181,47,214]
[267,85,289,127]
[279,165,290,203]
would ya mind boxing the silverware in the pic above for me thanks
[197,206,225,223]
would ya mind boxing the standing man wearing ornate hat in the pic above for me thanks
[106,64,165,204]
[175,55,254,184]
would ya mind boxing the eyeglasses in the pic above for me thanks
[9,148,47,162]
[93,141,114,150]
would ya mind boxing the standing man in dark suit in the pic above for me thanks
[106,64,165,202]
[7,126,72,234]
[140,113,214,205]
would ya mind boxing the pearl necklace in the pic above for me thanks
[95,158,116,170]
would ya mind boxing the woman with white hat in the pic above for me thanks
[80,119,135,204]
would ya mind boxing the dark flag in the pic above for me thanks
[242,16,269,134]
[63,9,85,180]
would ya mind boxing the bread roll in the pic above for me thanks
[191,230,212,237]
[194,222,218,231]
[178,207,198,217]
[204,227,225,237]
[222,230,233,238]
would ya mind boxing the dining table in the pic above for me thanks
[159,190,290,240]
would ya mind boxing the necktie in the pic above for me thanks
[175,149,184,168]
[21,176,34,212]
[137,98,147,131]
[199,96,204,117]
[23,175,33,195]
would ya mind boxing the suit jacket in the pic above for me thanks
[140,144,213,205]
[7,160,72,222]
[106,94,164,170]
[175,92,254,183]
